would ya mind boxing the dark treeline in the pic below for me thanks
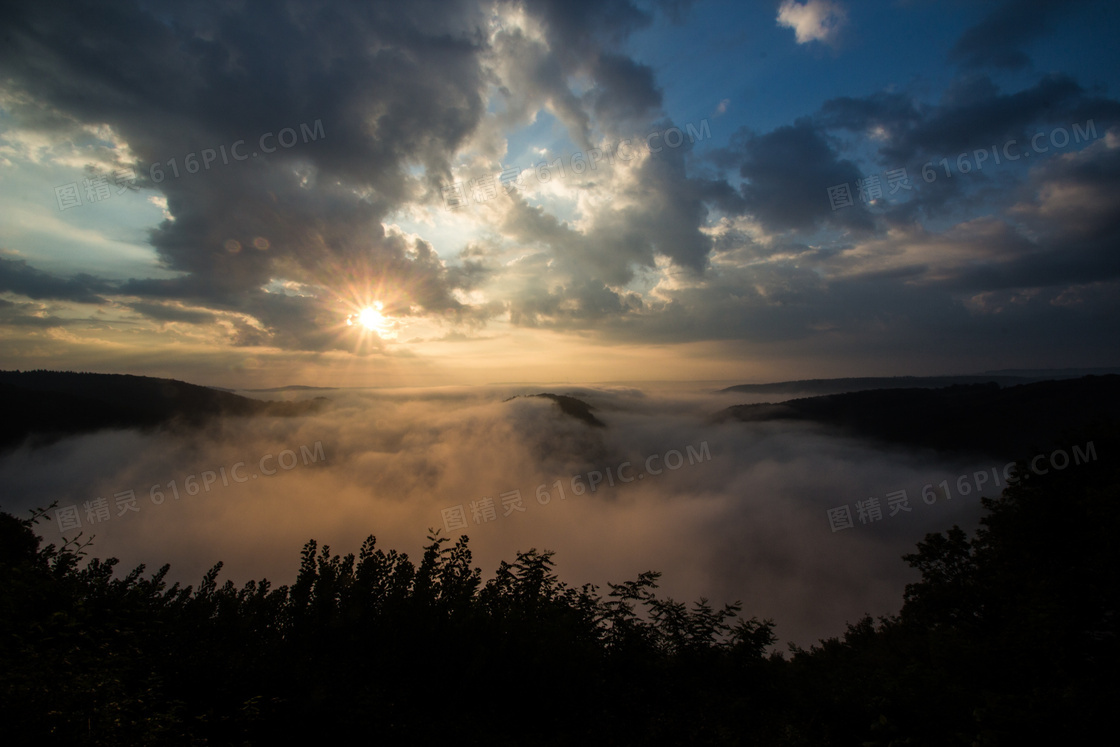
[2,429,1116,745]
[723,375,1120,461]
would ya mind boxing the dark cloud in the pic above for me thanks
[125,302,218,325]
[818,74,1115,168]
[992,137,1120,287]
[824,72,1120,181]
[809,74,1120,228]
[885,74,1097,163]
[587,53,663,123]
[815,90,923,135]
[0,258,111,304]
[949,0,1086,70]
[723,119,875,233]
[521,0,662,58]
[0,299,73,329]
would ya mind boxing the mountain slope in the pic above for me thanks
[0,370,325,451]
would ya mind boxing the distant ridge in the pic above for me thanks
[243,385,339,393]
[981,367,1120,378]
[722,375,1028,396]
[0,370,326,451]
[723,370,1120,396]
[721,375,1120,460]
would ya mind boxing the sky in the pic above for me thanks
[2,0,1118,388]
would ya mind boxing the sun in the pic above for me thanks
[345,301,397,339]
[358,306,385,331]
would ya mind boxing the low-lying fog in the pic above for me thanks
[0,384,998,647]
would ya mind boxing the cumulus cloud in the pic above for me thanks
[719,119,873,233]
[776,0,848,46]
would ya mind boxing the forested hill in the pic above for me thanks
[0,370,325,451]
[721,375,1120,460]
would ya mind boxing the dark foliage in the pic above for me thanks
[501,392,607,428]
[530,393,607,428]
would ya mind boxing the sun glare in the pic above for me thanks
[358,306,384,331]
[346,301,397,340]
